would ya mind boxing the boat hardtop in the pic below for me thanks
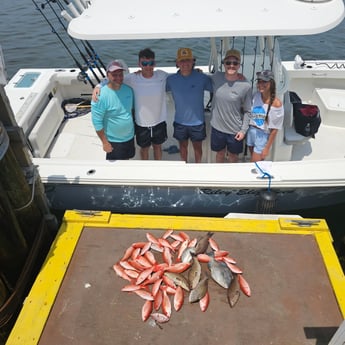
[68,0,345,39]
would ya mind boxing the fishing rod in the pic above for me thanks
[55,0,107,73]
[43,0,104,81]
[42,0,103,82]
[32,0,96,87]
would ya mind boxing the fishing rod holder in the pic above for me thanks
[77,71,88,83]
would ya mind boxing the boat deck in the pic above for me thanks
[47,108,184,162]
[47,101,215,163]
[6,212,345,345]
[47,107,345,163]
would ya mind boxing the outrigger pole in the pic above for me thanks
[32,0,96,87]
[52,0,107,77]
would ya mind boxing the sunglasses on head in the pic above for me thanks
[141,60,155,67]
[224,60,240,66]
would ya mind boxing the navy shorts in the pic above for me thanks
[106,138,135,160]
[211,127,244,154]
[173,122,206,142]
[135,121,167,148]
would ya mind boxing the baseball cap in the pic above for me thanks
[176,48,194,61]
[224,49,241,61]
[106,60,125,72]
[256,70,274,81]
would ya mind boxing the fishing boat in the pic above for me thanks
[4,210,345,344]
[3,0,345,215]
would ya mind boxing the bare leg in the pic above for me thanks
[227,152,239,163]
[251,152,262,162]
[192,141,203,163]
[247,146,257,162]
[153,144,162,160]
[140,146,150,160]
[215,149,226,163]
[179,140,189,162]
[248,146,254,156]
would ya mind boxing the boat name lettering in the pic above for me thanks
[200,188,259,196]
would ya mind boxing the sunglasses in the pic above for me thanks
[224,60,240,66]
[141,60,155,67]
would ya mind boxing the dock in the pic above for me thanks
[5,211,345,345]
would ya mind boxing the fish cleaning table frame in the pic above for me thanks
[6,211,345,345]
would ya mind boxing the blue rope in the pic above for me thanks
[255,162,272,191]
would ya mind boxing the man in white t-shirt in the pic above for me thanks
[93,48,168,160]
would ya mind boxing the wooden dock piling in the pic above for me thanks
[0,86,58,344]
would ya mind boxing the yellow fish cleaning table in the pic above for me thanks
[6,211,345,345]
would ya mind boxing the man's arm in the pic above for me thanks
[92,78,108,101]
[95,129,113,153]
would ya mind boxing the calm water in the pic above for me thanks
[0,1,344,266]
[2,0,345,78]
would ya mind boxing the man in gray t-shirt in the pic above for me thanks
[210,49,252,163]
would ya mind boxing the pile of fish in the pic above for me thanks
[113,230,251,324]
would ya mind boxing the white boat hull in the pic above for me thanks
[4,54,345,214]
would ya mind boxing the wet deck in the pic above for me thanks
[6,213,345,345]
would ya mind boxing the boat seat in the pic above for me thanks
[283,91,311,145]
[313,88,345,127]
[284,126,310,145]
[28,97,64,157]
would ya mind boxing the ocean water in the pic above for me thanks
[0,0,344,266]
[2,0,345,78]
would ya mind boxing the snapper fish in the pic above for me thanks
[208,254,233,289]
